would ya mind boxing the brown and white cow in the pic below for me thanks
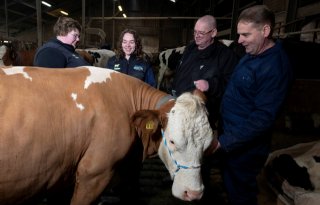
[0,44,36,66]
[0,66,215,205]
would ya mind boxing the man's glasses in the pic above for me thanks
[70,33,80,39]
[193,29,214,36]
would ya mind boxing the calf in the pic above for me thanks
[266,141,320,191]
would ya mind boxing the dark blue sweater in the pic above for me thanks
[219,40,292,153]
[34,38,89,68]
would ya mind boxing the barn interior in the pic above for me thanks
[1,0,320,49]
[1,0,320,205]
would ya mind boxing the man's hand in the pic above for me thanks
[194,79,209,92]
[204,138,221,156]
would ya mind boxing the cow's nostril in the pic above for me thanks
[184,190,203,201]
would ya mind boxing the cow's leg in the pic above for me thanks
[70,138,133,205]
[70,165,115,205]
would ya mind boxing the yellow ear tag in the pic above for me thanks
[146,120,154,130]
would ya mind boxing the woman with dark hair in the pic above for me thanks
[106,29,156,87]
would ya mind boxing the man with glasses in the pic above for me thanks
[34,16,89,68]
[172,15,239,131]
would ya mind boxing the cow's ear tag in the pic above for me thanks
[146,120,154,130]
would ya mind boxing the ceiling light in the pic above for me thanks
[41,1,52,7]
[170,0,176,2]
[118,5,123,11]
[123,13,127,18]
[60,10,69,16]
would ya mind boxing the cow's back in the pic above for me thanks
[0,66,166,204]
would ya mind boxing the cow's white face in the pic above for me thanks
[158,92,214,201]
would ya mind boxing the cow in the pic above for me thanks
[0,45,6,66]
[76,48,115,68]
[265,141,320,205]
[0,66,216,205]
[158,46,185,92]
[0,44,36,66]
[76,49,95,65]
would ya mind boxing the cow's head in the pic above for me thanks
[131,89,214,201]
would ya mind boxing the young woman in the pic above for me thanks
[106,29,156,87]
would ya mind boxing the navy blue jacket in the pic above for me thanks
[219,40,292,153]
[106,54,156,87]
[33,38,89,68]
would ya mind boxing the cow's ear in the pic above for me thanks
[131,110,161,160]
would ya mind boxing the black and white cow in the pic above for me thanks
[265,141,320,205]
[158,46,186,92]
[76,48,115,68]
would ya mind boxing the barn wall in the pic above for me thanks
[276,80,320,133]
[8,0,320,52]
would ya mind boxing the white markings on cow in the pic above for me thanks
[71,93,85,111]
[84,66,114,89]
[1,66,32,81]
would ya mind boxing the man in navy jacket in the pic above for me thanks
[212,5,292,205]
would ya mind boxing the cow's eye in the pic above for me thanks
[169,140,175,145]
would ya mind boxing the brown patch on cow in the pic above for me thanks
[77,50,94,65]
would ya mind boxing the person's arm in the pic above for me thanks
[34,47,66,68]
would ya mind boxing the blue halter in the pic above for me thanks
[161,129,201,177]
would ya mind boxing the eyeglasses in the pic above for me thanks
[70,33,80,39]
[193,29,214,36]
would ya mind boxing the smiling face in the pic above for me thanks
[193,18,217,50]
[121,33,136,59]
[57,29,80,48]
[237,20,272,55]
